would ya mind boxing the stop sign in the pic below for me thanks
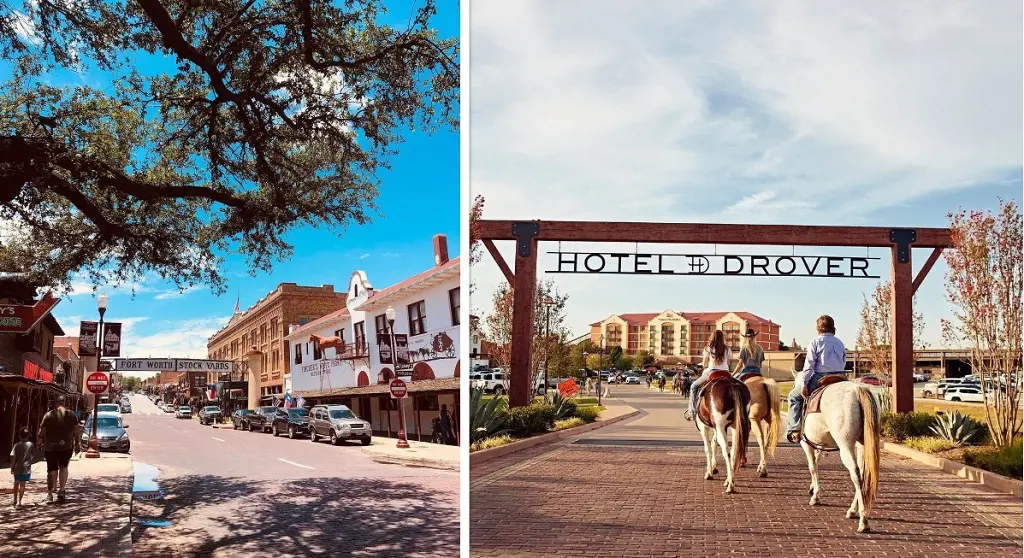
[86,372,109,394]
[389,378,408,399]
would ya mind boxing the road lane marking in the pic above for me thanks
[278,458,314,470]
[212,437,225,442]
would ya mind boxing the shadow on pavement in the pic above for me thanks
[133,474,458,558]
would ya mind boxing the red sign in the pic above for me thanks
[558,378,579,398]
[86,372,109,394]
[389,378,408,399]
[0,293,60,334]
[23,361,54,383]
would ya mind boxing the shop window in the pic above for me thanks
[415,395,439,411]
[448,287,460,326]
[294,344,302,365]
[378,397,398,411]
[408,300,426,336]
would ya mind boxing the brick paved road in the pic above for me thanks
[470,385,1022,558]
[127,395,459,557]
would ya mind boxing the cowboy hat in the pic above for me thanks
[741,328,758,338]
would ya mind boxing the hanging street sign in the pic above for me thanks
[0,293,60,334]
[548,251,880,279]
[113,358,234,373]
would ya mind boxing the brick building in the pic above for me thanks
[590,310,781,364]
[207,284,347,400]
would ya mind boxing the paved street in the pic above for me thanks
[470,384,1023,558]
[127,395,459,557]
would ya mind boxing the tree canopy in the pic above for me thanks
[0,0,458,294]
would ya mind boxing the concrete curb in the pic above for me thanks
[361,447,459,471]
[470,406,641,465]
[882,441,1022,497]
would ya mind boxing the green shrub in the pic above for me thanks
[904,436,959,454]
[550,392,577,420]
[963,439,1023,480]
[471,386,508,442]
[929,411,985,446]
[507,403,557,436]
[574,406,600,423]
[470,434,514,452]
[881,412,935,441]
[553,417,585,431]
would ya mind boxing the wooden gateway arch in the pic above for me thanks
[477,220,952,413]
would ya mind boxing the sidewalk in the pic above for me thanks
[0,453,134,557]
[362,439,460,470]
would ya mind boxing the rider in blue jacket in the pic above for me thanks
[786,315,847,443]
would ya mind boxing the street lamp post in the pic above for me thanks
[85,293,108,459]
[598,334,605,407]
[385,306,410,449]
[539,296,554,399]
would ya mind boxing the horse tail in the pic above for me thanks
[856,387,880,511]
[762,378,781,457]
[730,382,750,473]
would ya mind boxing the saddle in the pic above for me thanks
[736,371,762,383]
[802,375,848,415]
[695,371,743,427]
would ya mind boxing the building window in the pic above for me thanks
[354,321,366,349]
[293,344,301,365]
[374,314,388,334]
[415,395,440,411]
[272,349,280,370]
[378,397,397,411]
[312,337,322,360]
[449,287,460,326]
[334,329,346,344]
[299,316,310,326]
[270,318,278,339]
[408,300,426,336]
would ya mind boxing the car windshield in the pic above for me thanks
[87,417,121,429]
[260,407,276,413]
[236,410,250,415]
[329,409,356,419]
[98,405,119,412]
[288,409,308,418]
[179,407,190,410]
[204,406,219,412]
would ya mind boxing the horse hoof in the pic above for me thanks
[725,486,734,494]
[857,524,870,534]
[846,510,859,519]
[757,469,767,479]
[809,498,820,506]
[712,467,719,474]
[704,473,714,481]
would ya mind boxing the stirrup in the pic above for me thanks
[786,431,801,444]
[683,410,694,421]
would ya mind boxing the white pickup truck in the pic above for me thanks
[471,370,507,395]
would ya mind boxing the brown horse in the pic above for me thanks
[695,371,752,494]
[310,334,346,353]
[738,374,782,477]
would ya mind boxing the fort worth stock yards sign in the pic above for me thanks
[113,358,234,373]
[548,251,880,279]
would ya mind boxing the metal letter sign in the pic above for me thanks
[548,251,879,279]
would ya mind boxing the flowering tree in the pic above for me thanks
[942,200,1022,448]
[856,280,926,413]
[468,195,485,295]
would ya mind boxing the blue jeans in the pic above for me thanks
[787,371,843,434]
[689,373,711,416]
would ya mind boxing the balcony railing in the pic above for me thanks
[334,342,369,360]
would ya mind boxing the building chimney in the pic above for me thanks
[289,324,298,335]
[433,234,449,266]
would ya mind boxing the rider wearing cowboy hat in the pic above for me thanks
[786,315,848,443]
[733,328,764,377]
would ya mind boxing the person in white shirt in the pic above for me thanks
[684,330,733,421]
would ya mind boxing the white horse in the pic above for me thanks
[695,376,751,494]
[801,382,881,533]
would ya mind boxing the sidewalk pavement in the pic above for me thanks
[362,439,460,471]
[0,452,134,557]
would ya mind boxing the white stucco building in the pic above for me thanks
[285,235,460,444]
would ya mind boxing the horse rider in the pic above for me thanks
[786,315,848,443]
[733,328,765,378]
[684,330,733,421]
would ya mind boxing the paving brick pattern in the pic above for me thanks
[471,387,1022,558]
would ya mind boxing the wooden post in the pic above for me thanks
[509,224,540,408]
[386,396,393,438]
[891,245,915,413]
[414,397,422,442]
[8,386,20,456]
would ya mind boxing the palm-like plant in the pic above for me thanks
[471,386,508,442]
[929,411,985,446]
[549,391,577,420]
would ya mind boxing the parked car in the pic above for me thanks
[175,406,192,419]
[854,375,883,386]
[945,386,985,403]
[922,379,965,397]
[81,412,130,453]
[198,406,222,425]
[247,406,278,432]
[97,403,122,417]
[625,375,641,385]
[912,371,930,382]
[271,408,310,439]
[309,405,372,445]
[230,409,252,430]
[162,403,175,413]
[472,371,507,395]
[120,402,132,414]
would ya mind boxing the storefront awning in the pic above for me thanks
[297,377,459,399]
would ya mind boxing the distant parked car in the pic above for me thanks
[309,405,372,446]
[198,406,222,425]
[175,406,192,419]
[97,403,122,417]
[922,379,965,397]
[271,408,310,439]
[247,406,278,433]
[854,375,883,386]
[81,412,130,453]
[230,409,252,430]
[121,402,132,414]
[472,372,506,395]
[162,403,175,413]
[945,386,985,403]
[625,376,641,385]
[912,372,931,382]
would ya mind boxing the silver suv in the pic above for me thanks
[308,405,372,446]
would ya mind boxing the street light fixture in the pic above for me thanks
[85,293,108,459]
[385,305,409,449]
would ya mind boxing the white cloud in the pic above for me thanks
[153,285,203,300]
[359,253,371,260]
[119,317,230,359]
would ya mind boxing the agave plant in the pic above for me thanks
[929,411,984,446]
[549,392,577,420]
[471,386,509,442]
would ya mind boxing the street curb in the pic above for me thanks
[361,449,459,471]
[470,406,641,465]
[881,441,1023,497]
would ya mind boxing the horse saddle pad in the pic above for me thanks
[803,375,848,414]
[737,371,762,383]
[696,376,743,427]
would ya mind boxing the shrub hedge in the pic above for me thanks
[507,403,557,436]
[904,436,959,454]
[574,406,600,423]
[963,439,1023,480]
[880,412,935,441]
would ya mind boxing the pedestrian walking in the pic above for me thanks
[440,404,455,445]
[37,395,80,503]
[9,427,33,508]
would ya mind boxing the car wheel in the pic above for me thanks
[288,425,296,439]
[952,397,961,402]
[330,431,338,446]
[361,437,371,446]
[310,428,318,443]
[493,386,505,395]
[272,424,279,436]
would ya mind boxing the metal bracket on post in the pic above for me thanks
[511,221,541,257]
[889,229,917,264]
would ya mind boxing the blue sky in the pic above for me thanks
[2,0,460,369]
[469,0,1022,349]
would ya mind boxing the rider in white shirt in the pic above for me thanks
[684,330,733,421]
